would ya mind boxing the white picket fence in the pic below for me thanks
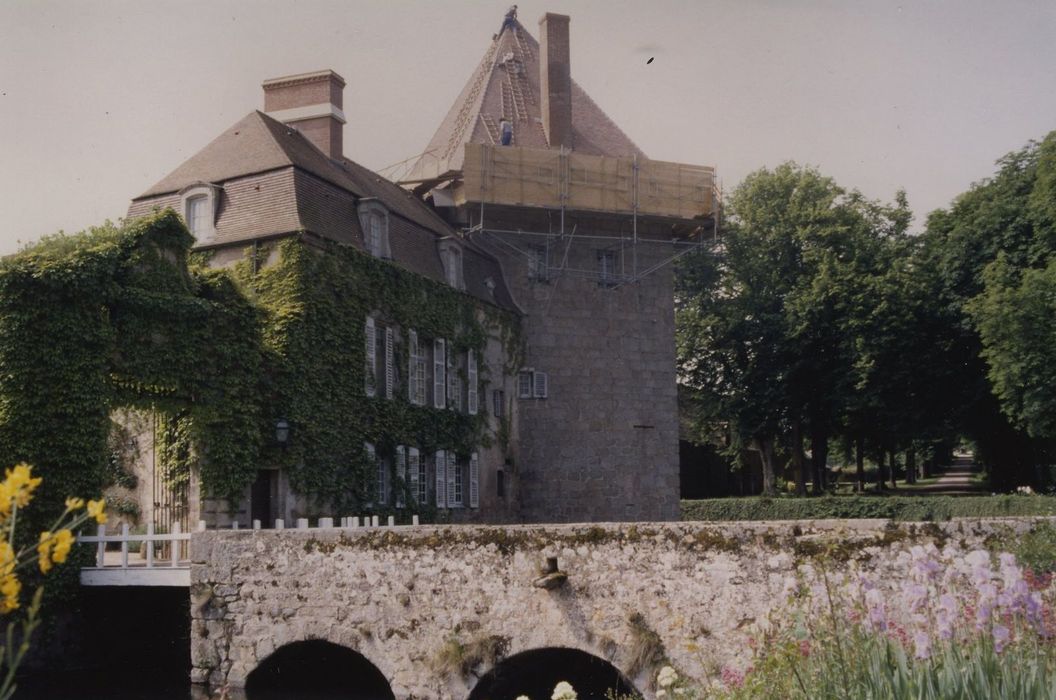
[78,515,421,587]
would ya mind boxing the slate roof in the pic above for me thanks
[404,19,644,184]
[128,110,517,311]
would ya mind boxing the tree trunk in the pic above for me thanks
[906,446,917,484]
[855,435,865,493]
[756,437,778,497]
[877,448,887,491]
[889,449,898,490]
[792,419,807,496]
[810,429,828,495]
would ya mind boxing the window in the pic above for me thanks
[357,200,390,259]
[395,446,406,508]
[533,371,549,399]
[493,389,504,417]
[187,196,209,238]
[435,450,446,507]
[433,339,446,409]
[469,452,480,509]
[598,250,618,287]
[519,369,548,399]
[179,183,220,240]
[438,240,464,290]
[408,330,427,406]
[497,467,506,499]
[364,317,377,397]
[528,245,548,281]
[384,327,394,399]
[447,451,461,508]
[408,447,424,505]
[467,350,478,415]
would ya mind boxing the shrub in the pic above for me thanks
[681,495,1056,522]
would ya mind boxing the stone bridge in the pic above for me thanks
[189,518,1044,699]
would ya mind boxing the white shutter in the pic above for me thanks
[533,371,548,398]
[469,452,479,509]
[448,351,460,412]
[433,339,446,409]
[395,446,406,508]
[385,327,394,399]
[364,442,376,505]
[467,350,478,415]
[435,450,446,507]
[408,330,418,403]
[518,371,532,398]
[447,451,460,508]
[364,318,376,397]
[408,448,421,505]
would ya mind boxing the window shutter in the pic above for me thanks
[408,448,421,505]
[435,450,446,507]
[447,451,460,508]
[518,371,532,399]
[469,452,480,509]
[365,317,376,397]
[408,330,417,403]
[433,339,446,409]
[447,350,460,412]
[467,350,478,415]
[533,371,548,398]
[384,327,394,399]
[364,442,376,505]
[395,446,406,508]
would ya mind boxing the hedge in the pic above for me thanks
[680,495,1056,522]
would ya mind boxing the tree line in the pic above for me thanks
[677,130,1056,496]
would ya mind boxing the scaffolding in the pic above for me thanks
[452,143,721,290]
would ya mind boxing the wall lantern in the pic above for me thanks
[275,418,290,446]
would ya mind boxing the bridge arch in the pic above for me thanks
[467,647,639,700]
[244,639,394,700]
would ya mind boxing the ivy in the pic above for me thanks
[0,209,522,532]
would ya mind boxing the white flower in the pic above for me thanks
[552,681,577,700]
[657,665,678,688]
[516,697,530,700]
[656,691,667,699]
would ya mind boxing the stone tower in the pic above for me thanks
[403,12,718,522]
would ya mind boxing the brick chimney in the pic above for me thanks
[262,70,347,160]
[539,13,572,149]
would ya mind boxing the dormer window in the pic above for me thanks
[357,200,391,259]
[178,183,220,241]
[438,240,464,290]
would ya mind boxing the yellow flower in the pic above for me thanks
[4,464,41,508]
[0,574,20,613]
[65,497,84,510]
[86,499,107,525]
[51,529,74,565]
[0,542,14,577]
[37,531,53,574]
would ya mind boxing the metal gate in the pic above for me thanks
[152,410,191,555]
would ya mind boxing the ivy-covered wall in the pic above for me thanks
[0,210,521,534]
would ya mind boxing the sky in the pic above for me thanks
[1,0,1054,254]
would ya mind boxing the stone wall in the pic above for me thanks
[189,518,1049,698]
[480,213,681,523]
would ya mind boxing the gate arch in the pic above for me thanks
[467,647,639,700]
[244,639,395,700]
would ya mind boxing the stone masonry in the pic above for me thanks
[189,518,1050,698]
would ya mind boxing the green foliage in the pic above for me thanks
[0,210,517,531]
[722,629,1056,700]
[680,495,1056,521]
[1007,522,1056,574]
[240,237,508,513]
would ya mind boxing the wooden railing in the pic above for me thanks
[78,515,421,587]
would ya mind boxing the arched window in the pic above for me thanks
[178,182,220,240]
[357,199,391,259]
